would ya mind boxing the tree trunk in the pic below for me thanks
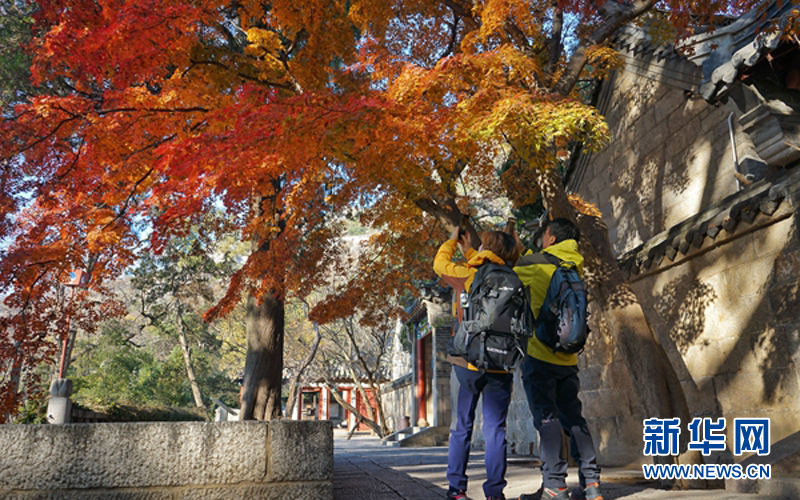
[2,344,23,423]
[177,311,206,411]
[347,362,377,425]
[241,291,285,421]
[325,383,383,437]
[285,321,322,419]
[578,214,705,486]
[368,381,389,436]
[577,215,690,418]
[533,166,691,420]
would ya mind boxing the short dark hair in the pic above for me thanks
[480,231,521,266]
[546,218,580,243]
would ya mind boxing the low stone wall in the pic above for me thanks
[0,420,333,500]
[382,374,414,433]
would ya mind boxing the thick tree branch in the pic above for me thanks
[97,106,210,115]
[9,115,81,157]
[546,3,564,77]
[504,20,536,59]
[439,15,461,61]
[551,0,656,96]
[324,381,383,437]
[187,59,296,90]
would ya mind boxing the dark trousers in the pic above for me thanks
[521,355,600,489]
[447,365,514,498]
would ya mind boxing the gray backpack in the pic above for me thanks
[447,263,533,371]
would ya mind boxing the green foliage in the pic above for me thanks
[0,1,34,109]
[104,404,206,422]
[66,212,247,416]
[70,319,161,408]
[10,384,49,424]
[69,318,239,414]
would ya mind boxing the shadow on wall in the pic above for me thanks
[644,221,800,426]
[600,67,735,257]
[713,227,800,407]
[653,277,717,354]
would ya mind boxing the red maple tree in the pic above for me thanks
[1,0,765,423]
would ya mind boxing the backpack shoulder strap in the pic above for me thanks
[470,261,515,292]
[517,252,562,267]
[470,263,492,292]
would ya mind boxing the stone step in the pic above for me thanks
[728,476,800,499]
[381,426,427,444]
[380,426,449,447]
[726,430,800,499]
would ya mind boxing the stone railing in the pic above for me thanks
[0,419,332,499]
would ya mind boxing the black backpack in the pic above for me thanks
[533,253,589,354]
[447,263,533,371]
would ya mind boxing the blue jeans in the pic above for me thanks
[447,365,514,498]
[521,355,601,489]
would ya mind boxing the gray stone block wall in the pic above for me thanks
[381,376,414,433]
[630,217,800,449]
[579,54,748,257]
[564,41,800,472]
[0,420,333,500]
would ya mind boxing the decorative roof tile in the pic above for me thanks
[618,166,799,277]
[678,0,797,101]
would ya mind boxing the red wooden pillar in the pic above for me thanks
[416,336,427,425]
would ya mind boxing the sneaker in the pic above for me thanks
[541,487,570,500]
[519,487,569,500]
[486,496,506,500]
[575,483,602,500]
[517,488,541,500]
[447,487,468,499]
[570,483,603,500]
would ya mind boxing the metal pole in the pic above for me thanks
[57,287,76,379]
[728,113,743,191]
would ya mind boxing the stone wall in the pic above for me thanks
[495,34,800,469]
[629,212,800,459]
[432,324,453,428]
[579,44,756,257]
[382,374,414,433]
[564,36,800,468]
[0,420,333,499]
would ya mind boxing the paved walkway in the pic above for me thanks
[333,430,765,500]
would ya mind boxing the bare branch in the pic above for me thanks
[439,13,461,61]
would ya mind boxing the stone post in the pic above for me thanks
[46,378,72,424]
[420,284,453,428]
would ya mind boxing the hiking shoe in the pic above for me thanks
[519,487,569,500]
[570,483,602,500]
[517,488,542,500]
[447,488,468,499]
[541,487,570,500]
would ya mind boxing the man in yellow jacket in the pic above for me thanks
[434,226,520,500]
[514,218,602,500]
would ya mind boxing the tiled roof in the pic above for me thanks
[679,0,797,101]
[618,166,800,278]
[611,2,796,101]
[614,24,684,63]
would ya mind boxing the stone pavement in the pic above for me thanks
[333,430,769,500]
